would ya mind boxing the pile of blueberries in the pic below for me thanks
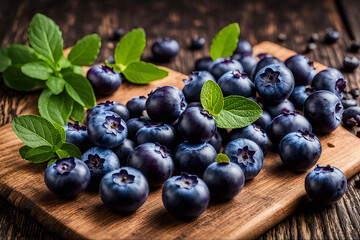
[44,38,356,218]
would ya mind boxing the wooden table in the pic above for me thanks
[1,0,360,239]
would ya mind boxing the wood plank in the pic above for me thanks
[0,42,360,240]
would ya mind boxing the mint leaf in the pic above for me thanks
[19,145,55,163]
[3,65,41,91]
[60,142,82,159]
[47,158,57,167]
[38,89,74,126]
[28,13,63,64]
[12,115,62,148]
[215,96,262,129]
[123,61,168,84]
[68,34,101,66]
[59,56,72,68]
[70,101,85,122]
[216,153,230,163]
[21,61,53,80]
[52,122,66,144]
[6,44,38,64]
[115,28,145,66]
[210,23,240,61]
[60,65,84,75]
[0,48,11,72]
[56,149,70,158]
[63,72,96,108]
[200,80,223,116]
[46,76,65,95]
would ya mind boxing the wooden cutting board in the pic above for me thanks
[1,41,360,240]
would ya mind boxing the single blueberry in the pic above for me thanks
[350,40,360,53]
[182,71,216,103]
[126,116,151,140]
[209,57,244,80]
[289,85,315,110]
[343,56,359,72]
[135,121,176,149]
[253,57,285,80]
[218,70,255,97]
[238,53,258,78]
[151,38,180,62]
[311,68,347,100]
[303,90,343,133]
[114,138,136,166]
[341,93,358,109]
[233,39,253,55]
[87,100,130,122]
[191,36,206,49]
[63,121,92,153]
[195,57,213,71]
[285,55,316,86]
[126,96,147,118]
[265,99,295,118]
[87,65,122,96]
[324,29,340,44]
[342,106,360,129]
[254,110,272,132]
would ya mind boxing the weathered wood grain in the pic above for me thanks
[1,0,360,239]
[0,42,360,240]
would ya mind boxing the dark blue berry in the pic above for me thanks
[341,94,357,109]
[234,39,253,55]
[289,85,315,110]
[285,55,316,86]
[63,121,92,153]
[195,57,213,71]
[238,53,258,78]
[126,116,151,140]
[265,99,295,118]
[191,36,206,49]
[253,57,285,79]
[126,96,147,118]
[325,29,340,44]
[311,68,347,99]
[209,57,244,80]
[343,56,359,72]
[254,110,272,132]
[114,138,135,166]
[87,100,130,122]
[151,38,180,62]
[218,70,255,97]
[87,65,122,95]
[342,106,360,129]
[182,71,216,103]
[135,122,176,148]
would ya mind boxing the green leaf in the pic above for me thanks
[38,89,74,126]
[70,101,85,122]
[59,56,72,68]
[200,80,223,116]
[123,61,168,84]
[12,115,62,148]
[60,65,84,75]
[210,23,240,61]
[6,44,38,64]
[19,145,54,163]
[68,34,101,66]
[21,61,53,80]
[216,153,230,163]
[2,64,41,91]
[47,158,57,166]
[52,122,66,144]
[46,76,65,95]
[60,142,82,159]
[0,48,11,72]
[115,28,146,66]
[56,149,70,158]
[28,13,63,64]
[215,95,262,129]
[63,72,96,108]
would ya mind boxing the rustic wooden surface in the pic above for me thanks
[0,0,360,239]
[0,41,359,240]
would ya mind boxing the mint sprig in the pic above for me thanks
[216,153,231,163]
[210,23,240,61]
[106,28,168,84]
[200,81,262,129]
[12,115,82,165]
[0,13,101,125]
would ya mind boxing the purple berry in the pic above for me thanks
[87,65,122,95]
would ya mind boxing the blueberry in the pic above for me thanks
[341,93,357,109]
[87,111,128,148]
[126,116,151,140]
[203,160,245,201]
[87,100,130,122]
[174,141,217,177]
[195,57,213,71]
[151,38,180,62]
[182,71,216,103]
[349,88,359,99]
[222,138,264,180]
[209,57,244,80]
[177,107,217,143]
[114,139,135,166]
[82,147,120,187]
[343,56,359,72]
[304,90,343,133]
[350,40,360,53]
[186,102,203,109]
[253,57,285,80]
[342,106,360,129]
[208,130,222,153]
[146,86,187,124]
[309,33,320,42]
[254,64,295,103]
[112,28,125,41]
[238,53,258,78]
[279,130,321,171]
[191,36,206,49]
[218,70,255,97]
[44,157,90,198]
[265,99,295,118]
[126,96,147,118]
[234,39,253,55]
[268,110,312,147]
[289,85,315,110]
[305,164,347,205]
[106,56,115,64]
[325,29,340,44]
[63,121,92,153]
[87,65,122,96]
[305,43,317,53]
[162,173,210,218]
[254,110,272,132]
[127,143,174,187]
[311,68,347,99]
[100,167,149,212]
[285,55,316,86]
[229,124,269,155]
[135,122,176,148]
